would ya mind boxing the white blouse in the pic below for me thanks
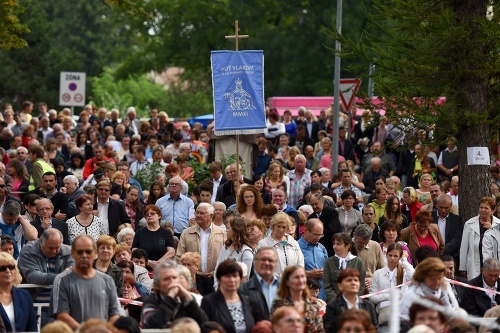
[369,258,414,310]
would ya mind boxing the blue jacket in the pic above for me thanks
[135,282,150,298]
[0,287,37,332]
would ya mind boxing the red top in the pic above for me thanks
[414,225,438,252]
[402,201,423,223]
[22,136,33,149]
[82,156,113,180]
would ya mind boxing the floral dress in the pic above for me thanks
[264,178,286,195]
[271,297,325,333]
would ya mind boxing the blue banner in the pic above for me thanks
[211,50,266,135]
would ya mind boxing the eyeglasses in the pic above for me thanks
[97,188,110,192]
[195,211,208,216]
[170,183,181,187]
[311,233,324,238]
[0,264,15,272]
[0,185,6,188]
[75,249,93,255]
[145,212,157,216]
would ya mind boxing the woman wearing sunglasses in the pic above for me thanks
[132,205,175,271]
[0,252,35,331]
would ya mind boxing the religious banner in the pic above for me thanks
[211,50,266,135]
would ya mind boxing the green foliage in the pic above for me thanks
[325,0,500,142]
[0,0,135,109]
[132,162,165,191]
[0,0,28,49]
[187,153,244,195]
[90,66,213,118]
[90,67,166,117]
[325,0,497,221]
[218,153,245,175]
[187,159,211,194]
[108,0,375,97]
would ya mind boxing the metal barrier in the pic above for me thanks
[17,284,172,332]
[18,284,51,331]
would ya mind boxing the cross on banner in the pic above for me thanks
[225,21,249,51]
[222,20,251,182]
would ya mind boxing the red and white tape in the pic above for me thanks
[117,278,498,306]
[361,278,500,300]
[448,279,500,295]
[119,298,144,306]
[360,281,412,299]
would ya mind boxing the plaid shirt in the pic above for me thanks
[287,169,312,207]
[333,183,363,199]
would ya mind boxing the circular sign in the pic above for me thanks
[68,82,77,91]
[74,93,83,103]
[62,93,71,102]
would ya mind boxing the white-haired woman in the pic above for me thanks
[258,212,304,277]
[116,227,135,249]
[298,205,313,218]
[212,201,226,230]
[177,264,203,306]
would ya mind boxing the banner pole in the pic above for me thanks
[225,20,249,181]
[236,22,240,182]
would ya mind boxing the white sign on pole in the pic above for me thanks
[467,147,490,165]
[59,72,86,107]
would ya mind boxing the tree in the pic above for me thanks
[0,0,28,49]
[0,0,135,109]
[90,66,213,117]
[110,0,374,97]
[327,0,500,221]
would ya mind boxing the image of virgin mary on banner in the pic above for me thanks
[211,50,266,135]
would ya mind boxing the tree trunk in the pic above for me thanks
[455,0,490,223]
[457,124,490,223]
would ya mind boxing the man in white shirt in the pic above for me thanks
[461,258,500,317]
[37,117,53,145]
[447,176,459,210]
[210,162,226,203]
[176,203,225,278]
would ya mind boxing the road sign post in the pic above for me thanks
[59,72,86,107]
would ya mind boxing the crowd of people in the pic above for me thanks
[0,101,499,333]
